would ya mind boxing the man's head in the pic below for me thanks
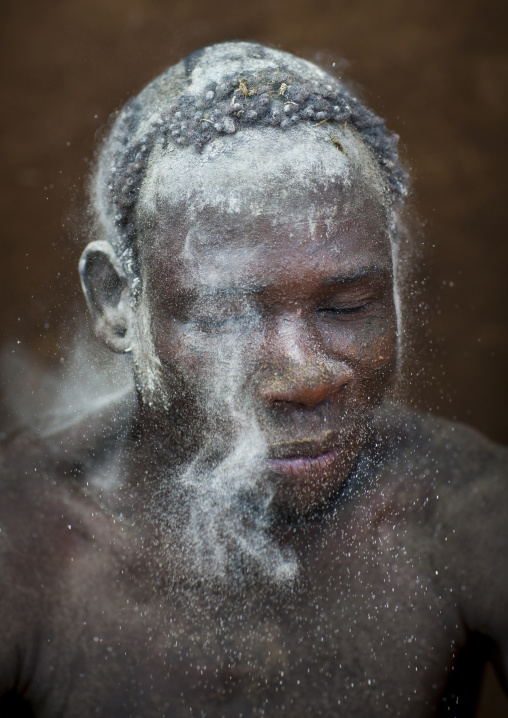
[80,42,406,523]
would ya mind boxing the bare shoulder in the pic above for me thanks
[0,418,124,540]
[372,401,507,498]
[373,403,508,645]
[344,402,508,554]
[0,425,126,691]
[375,402,508,534]
[0,392,135,567]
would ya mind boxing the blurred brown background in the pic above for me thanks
[0,0,507,714]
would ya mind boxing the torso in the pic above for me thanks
[1,404,506,717]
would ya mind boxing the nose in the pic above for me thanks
[257,362,351,408]
[256,316,352,409]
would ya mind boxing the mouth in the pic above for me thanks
[263,441,342,481]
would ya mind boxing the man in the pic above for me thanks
[0,41,506,717]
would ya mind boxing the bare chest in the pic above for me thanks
[27,522,466,718]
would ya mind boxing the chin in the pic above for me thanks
[267,429,368,518]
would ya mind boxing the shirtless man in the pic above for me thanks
[0,42,506,717]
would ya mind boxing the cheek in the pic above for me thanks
[360,326,398,389]
[152,317,257,393]
[152,319,207,382]
[358,318,397,369]
[324,315,397,366]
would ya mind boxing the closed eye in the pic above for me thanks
[192,312,258,334]
[195,316,242,331]
[317,302,371,316]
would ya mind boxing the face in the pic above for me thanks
[134,127,397,515]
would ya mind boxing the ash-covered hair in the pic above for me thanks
[92,41,408,298]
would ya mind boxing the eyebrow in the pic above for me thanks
[324,266,392,287]
[213,285,265,298]
[176,284,265,303]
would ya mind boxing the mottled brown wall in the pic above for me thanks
[0,1,507,710]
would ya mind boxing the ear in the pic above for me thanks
[79,241,135,354]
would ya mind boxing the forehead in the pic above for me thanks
[137,125,392,290]
[137,124,388,227]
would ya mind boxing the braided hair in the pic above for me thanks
[92,41,408,298]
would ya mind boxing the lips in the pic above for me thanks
[263,441,342,481]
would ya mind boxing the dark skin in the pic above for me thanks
[0,130,507,716]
